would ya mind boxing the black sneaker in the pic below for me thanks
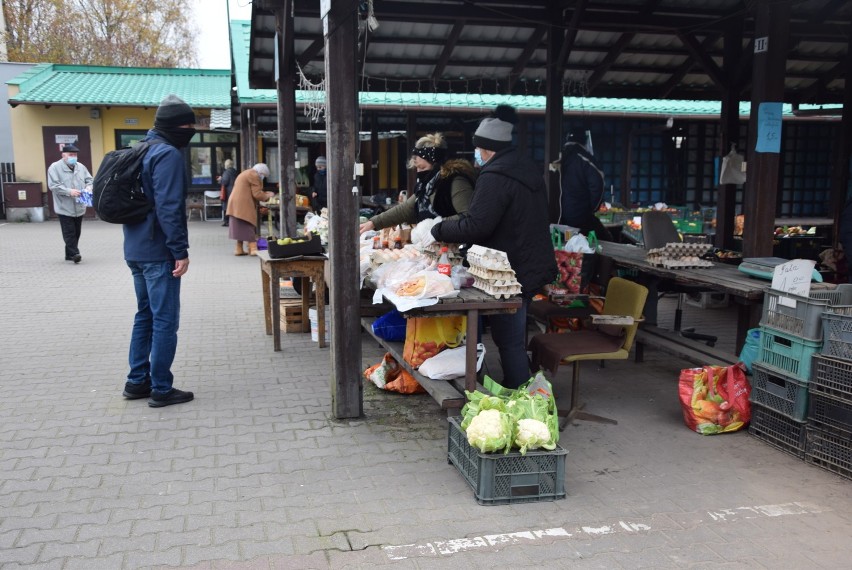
[148,388,194,408]
[123,378,151,399]
[72,254,82,263]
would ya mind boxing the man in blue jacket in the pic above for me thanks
[121,94,196,407]
[431,105,557,388]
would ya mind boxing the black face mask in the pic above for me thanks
[155,126,196,148]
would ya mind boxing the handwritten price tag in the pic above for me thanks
[771,259,815,300]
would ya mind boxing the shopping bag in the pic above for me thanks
[219,185,226,201]
[418,343,486,380]
[363,353,425,394]
[371,309,407,342]
[678,363,751,435]
[719,148,746,185]
[402,316,466,368]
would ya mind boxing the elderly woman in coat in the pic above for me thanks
[225,163,275,256]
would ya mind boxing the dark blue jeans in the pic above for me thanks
[488,296,531,389]
[126,261,181,394]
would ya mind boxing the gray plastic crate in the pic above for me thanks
[808,392,852,434]
[805,426,852,481]
[750,362,810,421]
[821,312,852,361]
[760,289,830,341]
[749,402,807,458]
[447,416,567,506]
[811,354,852,401]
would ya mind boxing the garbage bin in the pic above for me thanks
[3,182,46,222]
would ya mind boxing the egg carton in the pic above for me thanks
[467,264,518,282]
[651,242,713,257]
[659,258,714,269]
[467,245,513,272]
[473,276,522,299]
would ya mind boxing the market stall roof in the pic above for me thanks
[247,0,850,105]
[7,64,232,108]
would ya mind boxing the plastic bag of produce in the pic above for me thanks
[678,364,750,435]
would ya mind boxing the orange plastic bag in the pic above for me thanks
[364,353,425,394]
[678,363,751,435]
[402,316,466,369]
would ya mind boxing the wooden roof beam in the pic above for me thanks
[432,20,465,81]
[656,34,719,98]
[677,32,727,92]
[506,25,548,94]
[297,36,324,70]
[585,32,634,93]
[556,0,588,70]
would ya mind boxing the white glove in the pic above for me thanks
[411,217,441,249]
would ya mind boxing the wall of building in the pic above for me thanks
[0,63,34,164]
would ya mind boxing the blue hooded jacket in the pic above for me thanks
[123,130,189,262]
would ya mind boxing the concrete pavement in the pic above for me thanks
[1,218,851,569]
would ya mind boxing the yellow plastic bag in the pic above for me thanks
[402,316,466,368]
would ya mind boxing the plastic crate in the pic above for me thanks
[750,362,810,421]
[672,218,704,234]
[757,326,821,382]
[808,392,852,434]
[821,312,852,361]
[811,354,852,401]
[760,289,829,342]
[749,402,807,458]
[805,426,852,480]
[446,416,567,506]
[811,284,852,306]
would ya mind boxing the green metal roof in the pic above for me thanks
[231,20,277,105]
[7,64,231,108]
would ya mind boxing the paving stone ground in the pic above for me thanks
[1,219,851,569]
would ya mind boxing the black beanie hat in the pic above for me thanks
[154,94,196,129]
[472,105,517,151]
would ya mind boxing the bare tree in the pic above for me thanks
[3,0,198,67]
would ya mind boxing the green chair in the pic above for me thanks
[529,277,648,428]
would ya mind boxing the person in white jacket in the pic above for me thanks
[46,143,93,263]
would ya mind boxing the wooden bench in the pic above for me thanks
[634,324,740,367]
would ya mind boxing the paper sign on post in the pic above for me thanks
[771,259,815,303]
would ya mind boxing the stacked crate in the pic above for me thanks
[748,285,852,459]
[806,303,852,479]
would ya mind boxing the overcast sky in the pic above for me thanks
[192,0,253,70]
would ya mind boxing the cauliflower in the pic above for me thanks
[514,418,557,454]
[466,409,513,453]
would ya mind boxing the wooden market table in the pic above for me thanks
[598,241,767,351]
[257,250,327,351]
[361,288,521,410]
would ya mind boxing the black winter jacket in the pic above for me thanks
[558,142,605,228]
[431,147,557,297]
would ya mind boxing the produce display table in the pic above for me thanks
[361,288,521,410]
[257,251,327,351]
[598,241,766,351]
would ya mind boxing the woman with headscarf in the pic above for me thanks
[217,159,238,227]
[226,163,275,256]
[359,133,475,234]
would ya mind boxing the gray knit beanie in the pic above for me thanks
[154,94,196,129]
[472,105,517,151]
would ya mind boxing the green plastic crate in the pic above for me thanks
[447,416,567,506]
[757,325,821,382]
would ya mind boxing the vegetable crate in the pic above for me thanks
[750,363,810,422]
[811,354,852,401]
[808,392,852,435]
[820,311,852,361]
[760,289,831,342]
[756,325,821,382]
[805,426,852,481]
[446,416,567,506]
[749,402,807,458]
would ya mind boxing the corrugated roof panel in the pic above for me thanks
[9,66,230,107]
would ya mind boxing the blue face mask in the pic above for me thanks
[474,148,486,167]
[66,156,77,166]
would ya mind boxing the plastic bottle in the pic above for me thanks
[372,235,381,249]
[437,246,451,276]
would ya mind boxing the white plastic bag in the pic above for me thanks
[564,233,595,254]
[410,217,442,249]
[419,343,486,380]
[720,148,746,185]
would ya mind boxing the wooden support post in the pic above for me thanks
[370,112,380,196]
[743,0,790,258]
[406,112,416,195]
[829,22,852,246]
[324,0,363,419]
[276,3,298,238]
[716,16,744,251]
[545,1,565,223]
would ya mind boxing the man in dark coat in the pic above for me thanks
[431,105,557,388]
[558,128,612,241]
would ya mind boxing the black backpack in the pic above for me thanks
[93,141,162,224]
